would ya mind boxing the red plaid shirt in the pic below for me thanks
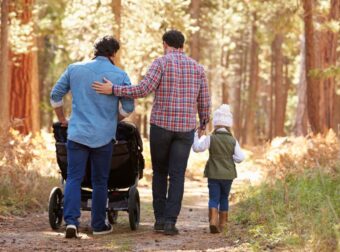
[113,49,211,132]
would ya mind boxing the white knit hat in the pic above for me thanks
[212,104,233,127]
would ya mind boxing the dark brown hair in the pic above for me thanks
[93,35,120,58]
[162,30,185,49]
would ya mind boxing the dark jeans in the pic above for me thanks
[150,124,194,224]
[208,178,233,211]
[64,140,113,231]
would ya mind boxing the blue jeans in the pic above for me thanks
[150,124,194,224]
[64,140,113,231]
[208,178,233,211]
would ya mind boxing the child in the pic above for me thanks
[192,104,245,233]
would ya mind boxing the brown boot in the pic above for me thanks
[209,208,220,233]
[219,211,228,232]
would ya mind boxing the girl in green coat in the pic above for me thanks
[193,104,245,233]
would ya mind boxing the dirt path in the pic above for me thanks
[0,183,250,252]
[0,149,264,251]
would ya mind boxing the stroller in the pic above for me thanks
[48,121,144,231]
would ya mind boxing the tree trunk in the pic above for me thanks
[269,50,274,140]
[322,0,340,130]
[221,49,229,104]
[221,84,229,104]
[272,34,285,137]
[111,0,122,67]
[189,0,200,62]
[240,29,249,144]
[0,0,10,129]
[303,0,322,134]
[334,94,340,133]
[38,35,54,130]
[220,5,229,105]
[207,49,213,132]
[295,36,308,136]
[243,14,259,145]
[282,57,290,129]
[31,36,40,133]
[9,0,40,134]
[315,20,327,133]
[234,39,244,139]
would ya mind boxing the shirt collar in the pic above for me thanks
[95,56,110,61]
[166,48,185,55]
[216,128,228,132]
[215,128,232,135]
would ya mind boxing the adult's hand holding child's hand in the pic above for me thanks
[197,128,206,138]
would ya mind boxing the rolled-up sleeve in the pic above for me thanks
[119,73,134,116]
[197,66,211,128]
[113,58,162,98]
[50,67,71,108]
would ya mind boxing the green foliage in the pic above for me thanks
[8,2,39,56]
[0,175,58,215]
[121,0,196,83]
[9,14,35,55]
[0,129,59,215]
[309,66,340,80]
[3,0,340,139]
[45,0,197,84]
[234,167,340,251]
[62,0,115,61]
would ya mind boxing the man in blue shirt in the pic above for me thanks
[50,36,134,238]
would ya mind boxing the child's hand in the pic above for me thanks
[197,128,206,138]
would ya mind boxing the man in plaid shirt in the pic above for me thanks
[93,30,211,235]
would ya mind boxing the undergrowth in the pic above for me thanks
[0,127,59,215]
[234,131,340,251]
[235,168,339,251]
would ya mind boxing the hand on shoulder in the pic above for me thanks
[92,77,113,95]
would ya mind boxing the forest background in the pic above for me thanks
[1,0,340,141]
[0,0,339,251]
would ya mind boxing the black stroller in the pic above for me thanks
[48,121,144,231]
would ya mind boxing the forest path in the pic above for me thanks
[0,148,265,252]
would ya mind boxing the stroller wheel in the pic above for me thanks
[128,186,140,230]
[48,187,63,230]
[107,210,118,224]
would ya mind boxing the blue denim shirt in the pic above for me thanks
[50,56,134,148]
